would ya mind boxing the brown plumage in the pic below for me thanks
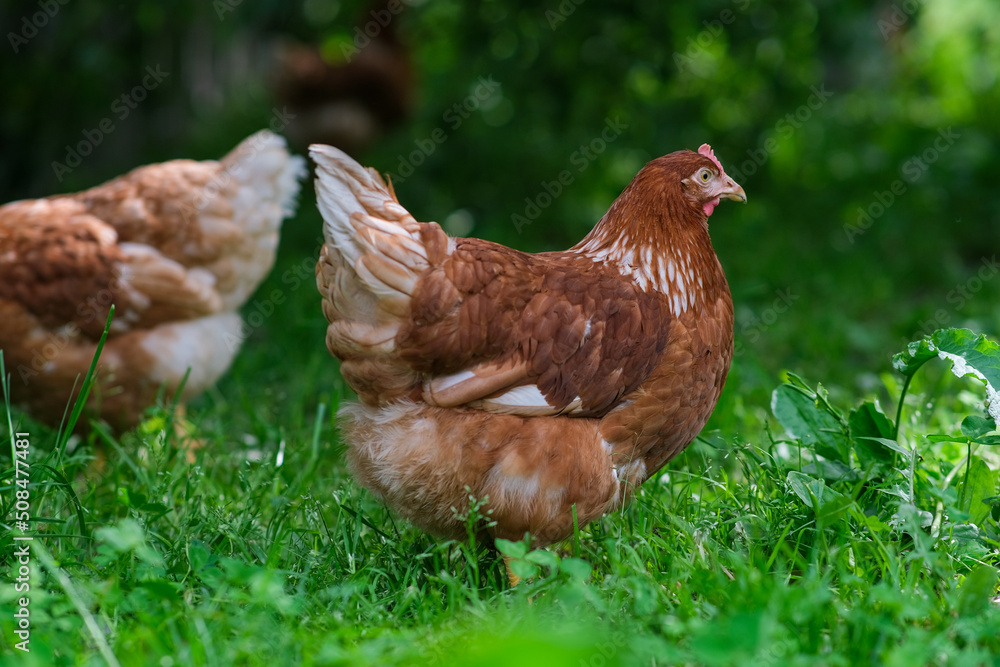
[313,143,745,581]
[0,131,304,431]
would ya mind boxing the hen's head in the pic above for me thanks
[649,144,746,219]
[575,143,745,296]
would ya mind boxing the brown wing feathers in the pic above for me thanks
[312,154,675,416]
[0,208,131,337]
[315,147,754,425]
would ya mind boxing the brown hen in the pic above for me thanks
[313,143,744,583]
[0,131,304,431]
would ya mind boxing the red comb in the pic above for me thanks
[698,144,724,173]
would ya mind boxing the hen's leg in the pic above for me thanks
[502,554,521,587]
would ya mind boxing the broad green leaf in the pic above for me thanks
[949,523,980,545]
[525,549,559,569]
[957,565,999,617]
[894,328,1000,427]
[494,538,527,559]
[138,501,170,516]
[508,559,539,582]
[690,610,763,663]
[95,518,164,567]
[850,401,896,466]
[95,518,148,554]
[957,456,997,526]
[801,459,861,481]
[187,540,213,574]
[961,415,995,440]
[892,503,933,530]
[559,558,592,582]
[496,538,542,581]
[849,400,894,439]
[786,471,819,506]
[892,335,939,377]
[863,513,890,535]
[816,494,855,525]
[856,436,911,457]
[786,471,851,525]
[880,483,914,502]
[134,580,181,600]
[926,434,966,443]
[771,384,850,463]
[783,371,815,391]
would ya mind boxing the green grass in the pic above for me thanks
[2,227,1000,666]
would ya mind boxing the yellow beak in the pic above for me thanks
[716,175,747,203]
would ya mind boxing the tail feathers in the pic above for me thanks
[223,130,307,231]
[200,130,305,309]
[311,145,452,399]
[317,244,407,361]
[311,144,421,257]
[311,143,441,308]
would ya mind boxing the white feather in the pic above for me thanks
[487,384,551,408]
[432,370,478,392]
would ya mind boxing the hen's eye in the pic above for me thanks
[699,169,711,182]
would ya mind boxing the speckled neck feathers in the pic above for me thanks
[573,151,729,315]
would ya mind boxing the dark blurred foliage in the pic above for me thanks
[2,0,999,392]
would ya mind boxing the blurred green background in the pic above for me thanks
[2,0,999,407]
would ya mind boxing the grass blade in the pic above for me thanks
[33,539,122,667]
[57,305,116,460]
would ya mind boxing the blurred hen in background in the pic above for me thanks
[0,131,305,431]
[271,0,416,155]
